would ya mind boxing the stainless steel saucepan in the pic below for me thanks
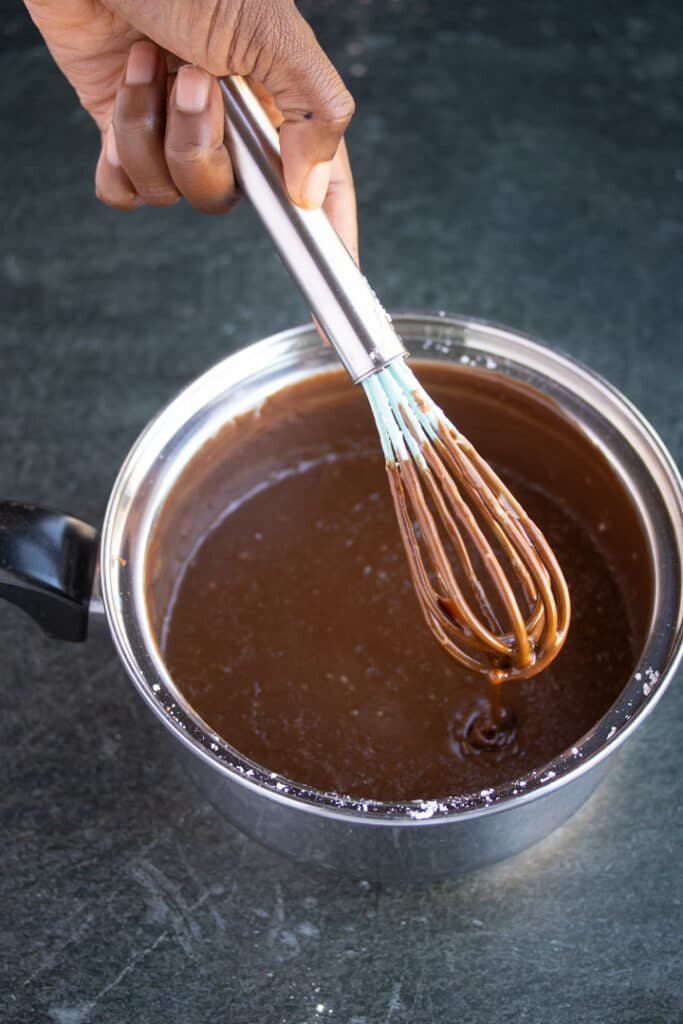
[1,313,682,882]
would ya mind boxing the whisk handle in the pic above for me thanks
[220,77,406,384]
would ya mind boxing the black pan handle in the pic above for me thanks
[0,501,99,641]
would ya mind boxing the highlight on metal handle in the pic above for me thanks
[220,77,406,384]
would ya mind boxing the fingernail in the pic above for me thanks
[176,66,210,113]
[125,41,158,85]
[299,161,333,208]
[106,126,120,167]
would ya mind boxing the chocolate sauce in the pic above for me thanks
[147,362,651,802]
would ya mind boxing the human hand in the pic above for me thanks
[24,0,358,259]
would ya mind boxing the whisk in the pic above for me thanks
[220,77,570,682]
[363,361,570,680]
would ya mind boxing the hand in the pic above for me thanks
[24,0,358,259]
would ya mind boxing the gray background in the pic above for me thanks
[1,1,681,1021]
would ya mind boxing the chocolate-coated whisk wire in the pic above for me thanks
[363,358,571,683]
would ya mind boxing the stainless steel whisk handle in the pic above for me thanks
[220,77,407,384]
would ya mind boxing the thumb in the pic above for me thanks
[246,11,355,209]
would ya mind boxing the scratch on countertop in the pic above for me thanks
[128,857,205,956]
[48,930,168,1024]
[384,980,403,1021]
[266,881,301,956]
[21,909,95,989]
[47,858,214,1024]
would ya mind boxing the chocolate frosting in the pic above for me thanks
[146,362,651,802]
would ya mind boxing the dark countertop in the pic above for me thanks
[1,2,681,1021]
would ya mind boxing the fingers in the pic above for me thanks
[97,43,238,215]
[95,127,142,210]
[94,2,358,223]
[112,41,179,206]
[110,0,355,210]
[323,138,358,264]
[165,66,237,214]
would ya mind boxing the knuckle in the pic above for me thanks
[165,139,209,166]
[318,74,355,127]
[114,109,161,136]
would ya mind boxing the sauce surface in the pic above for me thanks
[152,363,649,802]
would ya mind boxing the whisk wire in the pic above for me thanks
[372,361,533,652]
[363,358,570,682]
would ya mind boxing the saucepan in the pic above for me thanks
[1,313,682,882]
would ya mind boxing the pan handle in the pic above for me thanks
[0,501,99,641]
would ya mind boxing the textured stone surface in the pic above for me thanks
[1,2,681,1022]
